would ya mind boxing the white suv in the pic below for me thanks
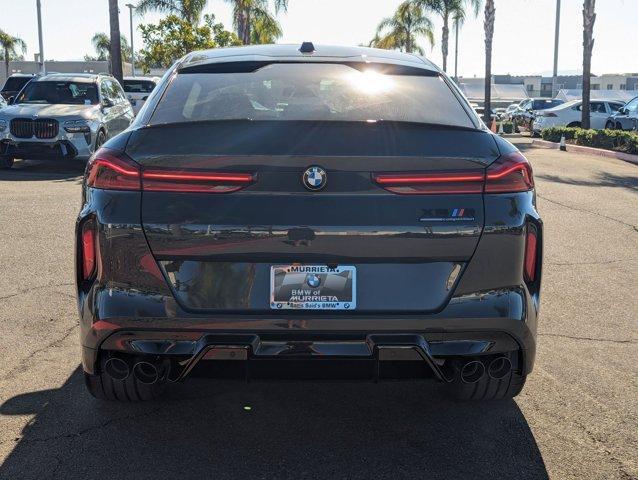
[122,77,160,115]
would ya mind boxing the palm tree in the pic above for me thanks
[0,30,27,80]
[581,0,596,129]
[370,1,435,55]
[483,0,495,126]
[225,0,288,45]
[136,0,208,24]
[417,0,481,73]
[249,9,283,44]
[109,0,124,83]
[91,33,131,62]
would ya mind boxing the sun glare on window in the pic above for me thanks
[345,70,395,95]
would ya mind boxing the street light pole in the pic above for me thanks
[125,3,135,77]
[36,0,45,74]
[552,0,561,97]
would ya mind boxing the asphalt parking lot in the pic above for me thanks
[0,137,636,480]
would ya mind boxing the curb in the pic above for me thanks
[530,139,638,166]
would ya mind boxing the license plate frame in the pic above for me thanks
[270,265,356,310]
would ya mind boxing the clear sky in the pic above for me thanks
[1,0,637,77]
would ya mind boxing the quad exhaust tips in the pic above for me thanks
[488,356,512,380]
[459,356,513,383]
[103,356,162,384]
[460,360,485,383]
[132,361,160,384]
[104,357,130,381]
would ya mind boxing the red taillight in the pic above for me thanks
[485,151,534,193]
[373,152,533,195]
[85,148,254,193]
[524,224,538,282]
[373,171,485,194]
[81,223,96,280]
[142,170,254,193]
[86,148,141,191]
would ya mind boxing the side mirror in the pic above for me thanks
[620,108,628,115]
[7,96,14,105]
[102,98,114,109]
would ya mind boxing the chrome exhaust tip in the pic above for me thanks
[132,361,159,385]
[488,356,512,380]
[460,360,486,384]
[104,357,130,381]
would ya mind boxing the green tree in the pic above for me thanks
[417,0,481,72]
[581,0,596,129]
[85,32,131,62]
[138,14,240,72]
[225,0,288,45]
[0,30,27,79]
[369,1,434,55]
[136,0,208,25]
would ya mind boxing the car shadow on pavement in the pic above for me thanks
[0,367,549,480]
[0,159,84,182]
[536,172,638,192]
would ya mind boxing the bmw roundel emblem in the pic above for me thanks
[302,166,327,191]
[306,273,321,288]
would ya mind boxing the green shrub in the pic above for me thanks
[540,126,638,155]
[541,127,579,143]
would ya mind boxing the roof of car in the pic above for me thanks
[34,73,111,83]
[123,76,160,81]
[179,44,439,72]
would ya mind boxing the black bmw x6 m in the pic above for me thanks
[76,44,542,402]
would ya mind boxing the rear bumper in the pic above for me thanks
[80,287,538,379]
[84,330,525,382]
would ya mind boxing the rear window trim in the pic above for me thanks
[178,60,439,77]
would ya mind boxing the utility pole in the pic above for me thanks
[454,18,459,83]
[552,0,561,97]
[36,0,45,74]
[125,3,135,77]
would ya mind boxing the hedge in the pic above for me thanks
[540,127,638,155]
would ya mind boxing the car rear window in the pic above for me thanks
[532,99,563,110]
[123,80,156,93]
[149,63,475,128]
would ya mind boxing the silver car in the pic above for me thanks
[0,73,134,169]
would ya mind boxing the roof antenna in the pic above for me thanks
[299,42,315,54]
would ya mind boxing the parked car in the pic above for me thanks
[0,73,134,168]
[1,73,38,101]
[532,99,625,134]
[122,76,160,114]
[503,103,522,121]
[493,107,507,120]
[513,98,564,132]
[605,95,638,131]
[77,43,542,402]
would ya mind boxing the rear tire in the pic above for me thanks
[446,360,527,401]
[567,122,581,128]
[84,357,167,402]
[0,156,14,169]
